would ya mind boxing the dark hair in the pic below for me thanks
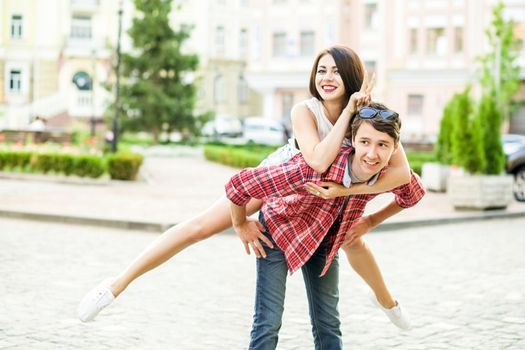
[308,45,364,103]
[351,102,402,143]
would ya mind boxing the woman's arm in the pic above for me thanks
[291,103,351,173]
[293,73,372,173]
[304,143,412,197]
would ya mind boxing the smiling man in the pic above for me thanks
[225,103,425,350]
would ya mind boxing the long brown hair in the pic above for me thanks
[308,45,365,103]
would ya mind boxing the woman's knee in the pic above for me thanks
[343,237,368,253]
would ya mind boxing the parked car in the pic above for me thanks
[201,116,243,139]
[243,117,287,145]
[503,134,525,201]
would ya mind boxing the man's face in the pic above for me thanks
[351,122,398,179]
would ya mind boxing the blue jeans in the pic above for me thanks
[249,214,342,350]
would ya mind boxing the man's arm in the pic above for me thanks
[343,201,403,247]
[225,155,309,258]
[225,155,310,207]
[343,171,426,246]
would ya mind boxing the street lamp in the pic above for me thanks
[90,49,97,137]
[112,0,123,153]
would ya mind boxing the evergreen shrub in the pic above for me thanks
[107,153,144,180]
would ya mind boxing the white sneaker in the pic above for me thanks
[369,294,412,330]
[78,278,115,322]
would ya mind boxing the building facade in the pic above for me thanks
[0,0,118,129]
[1,0,524,138]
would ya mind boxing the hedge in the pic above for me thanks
[204,143,436,176]
[0,150,143,180]
[107,153,144,180]
[204,145,276,168]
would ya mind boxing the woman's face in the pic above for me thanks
[315,54,346,102]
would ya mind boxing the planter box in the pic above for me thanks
[421,163,450,192]
[447,174,514,210]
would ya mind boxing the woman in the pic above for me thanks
[78,45,411,329]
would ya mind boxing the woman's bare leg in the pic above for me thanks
[342,237,396,308]
[110,195,262,297]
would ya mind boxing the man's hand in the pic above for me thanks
[233,217,274,258]
[343,216,374,247]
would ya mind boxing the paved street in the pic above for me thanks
[1,216,524,349]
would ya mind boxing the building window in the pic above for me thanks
[426,27,446,56]
[364,3,378,30]
[214,74,226,103]
[238,75,249,104]
[71,16,92,39]
[407,94,424,115]
[239,28,248,58]
[273,32,287,57]
[454,26,463,53]
[9,70,22,93]
[409,28,418,55]
[300,31,315,56]
[10,14,23,39]
[215,26,225,56]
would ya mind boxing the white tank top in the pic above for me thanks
[260,97,351,167]
[303,97,352,147]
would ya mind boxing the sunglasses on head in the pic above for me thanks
[358,107,398,120]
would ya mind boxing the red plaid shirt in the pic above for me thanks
[225,147,426,276]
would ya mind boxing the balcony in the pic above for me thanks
[70,0,99,14]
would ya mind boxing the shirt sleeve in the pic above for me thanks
[225,154,311,206]
[390,171,426,208]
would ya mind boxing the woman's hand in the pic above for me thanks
[343,71,375,115]
[304,181,350,199]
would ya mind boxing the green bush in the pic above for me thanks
[436,87,486,174]
[476,93,505,174]
[436,97,455,165]
[0,149,145,180]
[55,154,76,176]
[32,153,57,174]
[204,145,273,168]
[406,151,437,176]
[107,153,144,180]
[73,155,105,178]
[450,87,485,174]
[1,151,32,171]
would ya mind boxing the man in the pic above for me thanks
[225,103,426,349]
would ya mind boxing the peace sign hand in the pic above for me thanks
[343,70,375,116]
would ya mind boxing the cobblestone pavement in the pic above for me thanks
[1,217,524,350]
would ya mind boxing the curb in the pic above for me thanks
[1,208,524,234]
[373,210,525,232]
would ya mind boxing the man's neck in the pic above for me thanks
[348,154,374,183]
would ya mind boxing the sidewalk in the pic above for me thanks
[1,153,524,232]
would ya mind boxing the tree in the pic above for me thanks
[436,95,455,165]
[450,87,485,174]
[476,93,505,174]
[438,87,485,174]
[478,1,520,121]
[119,0,199,144]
